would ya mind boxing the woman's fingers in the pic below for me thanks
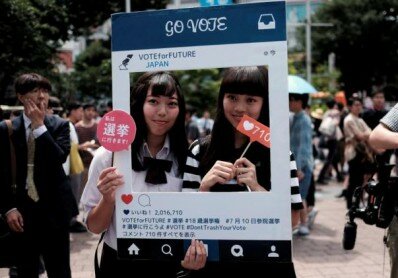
[98,167,117,180]
[234,157,254,168]
[98,169,123,186]
[195,240,207,267]
[181,240,207,270]
[212,161,235,181]
[97,167,124,196]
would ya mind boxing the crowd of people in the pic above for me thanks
[287,89,393,238]
[0,70,397,277]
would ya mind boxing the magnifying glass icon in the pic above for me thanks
[161,244,173,256]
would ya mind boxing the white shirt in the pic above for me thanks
[23,113,47,141]
[197,117,214,134]
[80,136,183,249]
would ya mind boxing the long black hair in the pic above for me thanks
[130,71,188,175]
[200,66,271,189]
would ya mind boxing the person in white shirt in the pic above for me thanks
[197,110,214,137]
[81,71,206,277]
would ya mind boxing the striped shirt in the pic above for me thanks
[182,140,303,210]
[381,103,398,132]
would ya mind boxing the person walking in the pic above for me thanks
[289,93,314,236]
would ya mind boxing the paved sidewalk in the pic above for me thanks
[294,183,390,278]
[0,183,391,278]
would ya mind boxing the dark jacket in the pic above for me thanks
[0,114,78,228]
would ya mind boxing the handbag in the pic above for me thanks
[70,142,84,175]
[0,120,17,268]
[319,116,337,138]
[354,141,375,165]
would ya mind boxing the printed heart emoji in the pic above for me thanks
[123,209,130,215]
[121,194,133,204]
[243,120,254,131]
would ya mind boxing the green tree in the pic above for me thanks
[312,0,398,96]
[174,69,221,115]
[0,0,171,103]
[72,40,112,101]
[66,0,170,35]
[0,0,69,103]
[66,1,171,102]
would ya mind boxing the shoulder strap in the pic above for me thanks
[94,232,105,277]
[5,120,16,193]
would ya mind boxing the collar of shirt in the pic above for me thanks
[23,113,32,131]
[141,135,170,159]
[22,113,47,142]
[293,110,305,118]
[23,113,32,142]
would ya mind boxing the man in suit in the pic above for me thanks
[0,73,78,278]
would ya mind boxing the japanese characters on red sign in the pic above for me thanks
[237,114,270,148]
[97,110,136,152]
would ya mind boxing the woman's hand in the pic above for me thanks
[97,167,124,204]
[181,239,207,270]
[200,160,235,191]
[234,158,266,191]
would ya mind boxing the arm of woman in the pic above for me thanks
[86,167,124,234]
[291,209,300,228]
[369,123,398,150]
[347,120,368,141]
[290,151,304,227]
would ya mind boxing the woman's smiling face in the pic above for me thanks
[223,93,263,128]
[143,90,180,138]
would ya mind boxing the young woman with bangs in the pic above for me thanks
[182,66,303,277]
[81,71,206,277]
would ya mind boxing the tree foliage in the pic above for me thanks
[70,1,171,102]
[0,0,69,103]
[71,40,112,101]
[312,0,398,95]
[0,0,171,103]
[66,0,170,35]
[174,69,221,115]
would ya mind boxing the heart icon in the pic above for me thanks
[123,209,130,215]
[243,120,254,131]
[121,194,133,204]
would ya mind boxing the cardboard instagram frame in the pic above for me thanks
[111,1,292,262]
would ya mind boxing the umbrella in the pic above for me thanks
[288,75,317,94]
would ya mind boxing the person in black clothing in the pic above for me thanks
[185,105,200,144]
[317,100,344,184]
[362,90,391,167]
[362,90,388,130]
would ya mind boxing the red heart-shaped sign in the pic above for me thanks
[121,194,133,204]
